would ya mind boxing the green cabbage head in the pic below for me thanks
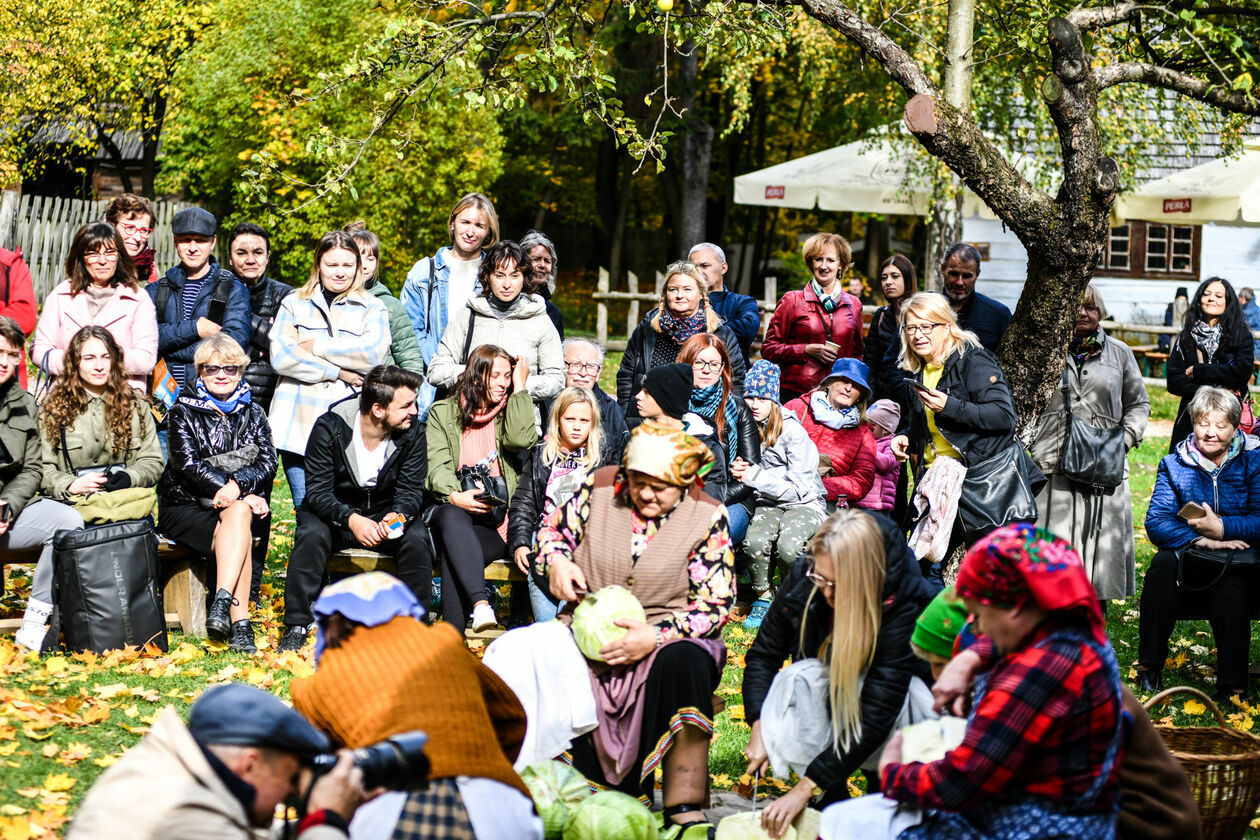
[570,585,647,661]
[563,790,659,840]
[520,761,591,838]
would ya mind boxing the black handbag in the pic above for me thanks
[456,462,509,527]
[197,419,261,508]
[1058,378,1126,491]
[51,517,168,653]
[957,437,1046,539]
[1175,544,1260,592]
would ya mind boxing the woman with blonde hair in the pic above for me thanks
[890,292,1032,572]
[268,230,390,509]
[762,232,864,404]
[157,333,278,651]
[617,261,746,424]
[508,386,609,621]
[741,508,937,837]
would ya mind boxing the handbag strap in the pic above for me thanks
[60,427,75,473]
[460,306,477,364]
[1176,547,1236,592]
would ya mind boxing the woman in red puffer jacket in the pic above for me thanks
[784,357,875,510]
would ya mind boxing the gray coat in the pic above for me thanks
[1029,331,1150,599]
[742,410,826,514]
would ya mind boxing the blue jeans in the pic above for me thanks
[157,428,169,461]
[727,502,751,546]
[282,451,306,511]
[528,575,560,622]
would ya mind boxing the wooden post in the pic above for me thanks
[655,271,666,296]
[626,271,640,336]
[762,275,778,337]
[597,267,610,349]
[163,558,207,637]
[0,190,18,251]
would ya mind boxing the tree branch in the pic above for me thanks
[1067,2,1141,31]
[791,0,937,97]
[1095,61,1260,116]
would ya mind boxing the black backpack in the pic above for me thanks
[154,264,235,326]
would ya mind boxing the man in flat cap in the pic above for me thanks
[148,207,251,394]
[67,683,373,840]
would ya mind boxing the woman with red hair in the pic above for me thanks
[676,333,759,542]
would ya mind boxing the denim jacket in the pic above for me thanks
[401,246,483,417]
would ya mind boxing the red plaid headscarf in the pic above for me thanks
[954,523,1106,644]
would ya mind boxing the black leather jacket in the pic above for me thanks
[702,397,760,507]
[741,513,938,797]
[242,275,293,411]
[616,310,747,423]
[157,387,279,506]
[507,442,620,556]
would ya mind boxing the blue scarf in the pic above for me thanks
[690,383,739,460]
[810,390,861,430]
[194,379,252,415]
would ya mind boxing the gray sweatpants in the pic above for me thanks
[1,499,85,603]
[743,505,825,593]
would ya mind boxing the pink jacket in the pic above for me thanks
[32,279,159,391]
[857,433,901,512]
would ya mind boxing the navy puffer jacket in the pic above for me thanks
[1145,432,1260,550]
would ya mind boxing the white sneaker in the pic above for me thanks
[471,603,498,632]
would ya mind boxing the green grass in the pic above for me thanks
[2,383,1257,836]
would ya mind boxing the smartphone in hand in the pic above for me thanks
[905,378,931,394]
[1178,501,1207,520]
[476,492,508,507]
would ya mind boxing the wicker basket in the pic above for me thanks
[1145,686,1260,840]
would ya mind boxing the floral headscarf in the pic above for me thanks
[954,523,1106,644]
[311,572,426,662]
[623,421,714,487]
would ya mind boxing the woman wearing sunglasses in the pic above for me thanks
[740,508,938,838]
[157,333,278,651]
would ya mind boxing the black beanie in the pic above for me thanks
[641,363,693,420]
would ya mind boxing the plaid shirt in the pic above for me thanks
[882,620,1123,813]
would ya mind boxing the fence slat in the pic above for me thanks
[0,191,193,299]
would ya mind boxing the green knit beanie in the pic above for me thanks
[911,587,970,661]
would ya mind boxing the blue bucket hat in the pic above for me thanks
[819,357,870,396]
[744,360,781,403]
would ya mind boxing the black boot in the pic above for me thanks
[1136,667,1163,694]
[207,588,233,640]
[278,625,309,652]
[229,620,258,654]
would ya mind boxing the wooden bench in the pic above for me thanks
[5,541,525,640]
[1144,351,1170,378]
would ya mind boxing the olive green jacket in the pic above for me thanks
[0,382,42,519]
[40,393,165,500]
[426,389,537,503]
[369,282,426,376]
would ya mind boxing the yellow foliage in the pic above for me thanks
[40,774,74,793]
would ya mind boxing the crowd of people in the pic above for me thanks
[2,188,1253,840]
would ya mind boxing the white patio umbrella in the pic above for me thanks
[732,135,1018,218]
[1115,144,1260,224]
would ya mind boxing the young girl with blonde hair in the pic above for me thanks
[740,508,937,838]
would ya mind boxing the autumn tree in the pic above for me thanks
[0,0,211,196]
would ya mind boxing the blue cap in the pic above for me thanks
[171,207,218,238]
[744,360,781,403]
[188,684,330,757]
[819,357,870,396]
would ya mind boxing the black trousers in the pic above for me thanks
[1139,548,1259,691]
[249,485,273,604]
[283,510,434,627]
[429,504,506,627]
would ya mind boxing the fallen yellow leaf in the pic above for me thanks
[42,773,75,792]
[42,657,68,676]
[92,683,131,700]
[0,743,17,756]
[40,744,58,759]
[92,754,118,769]
[1184,699,1207,715]
[0,805,25,817]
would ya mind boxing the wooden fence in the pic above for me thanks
[594,269,782,352]
[0,191,195,300]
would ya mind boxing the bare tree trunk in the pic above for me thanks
[140,91,167,198]
[922,194,961,292]
[668,48,714,257]
[608,160,634,289]
[94,123,134,195]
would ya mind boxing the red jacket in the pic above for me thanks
[785,393,876,503]
[0,249,37,388]
[761,284,863,396]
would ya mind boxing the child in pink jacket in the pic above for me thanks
[857,399,901,514]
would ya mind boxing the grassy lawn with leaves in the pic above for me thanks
[2,380,1258,836]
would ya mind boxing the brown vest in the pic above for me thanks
[571,466,720,624]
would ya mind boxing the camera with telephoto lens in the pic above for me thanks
[309,730,431,792]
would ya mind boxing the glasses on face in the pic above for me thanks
[692,359,724,373]
[806,569,835,591]
[201,365,241,376]
[566,361,601,374]
[85,250,119,264]
[119,223,153,238]
[902,323,945,336]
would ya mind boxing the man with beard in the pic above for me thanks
[937,242,1010,353]
[279,366,432,651]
